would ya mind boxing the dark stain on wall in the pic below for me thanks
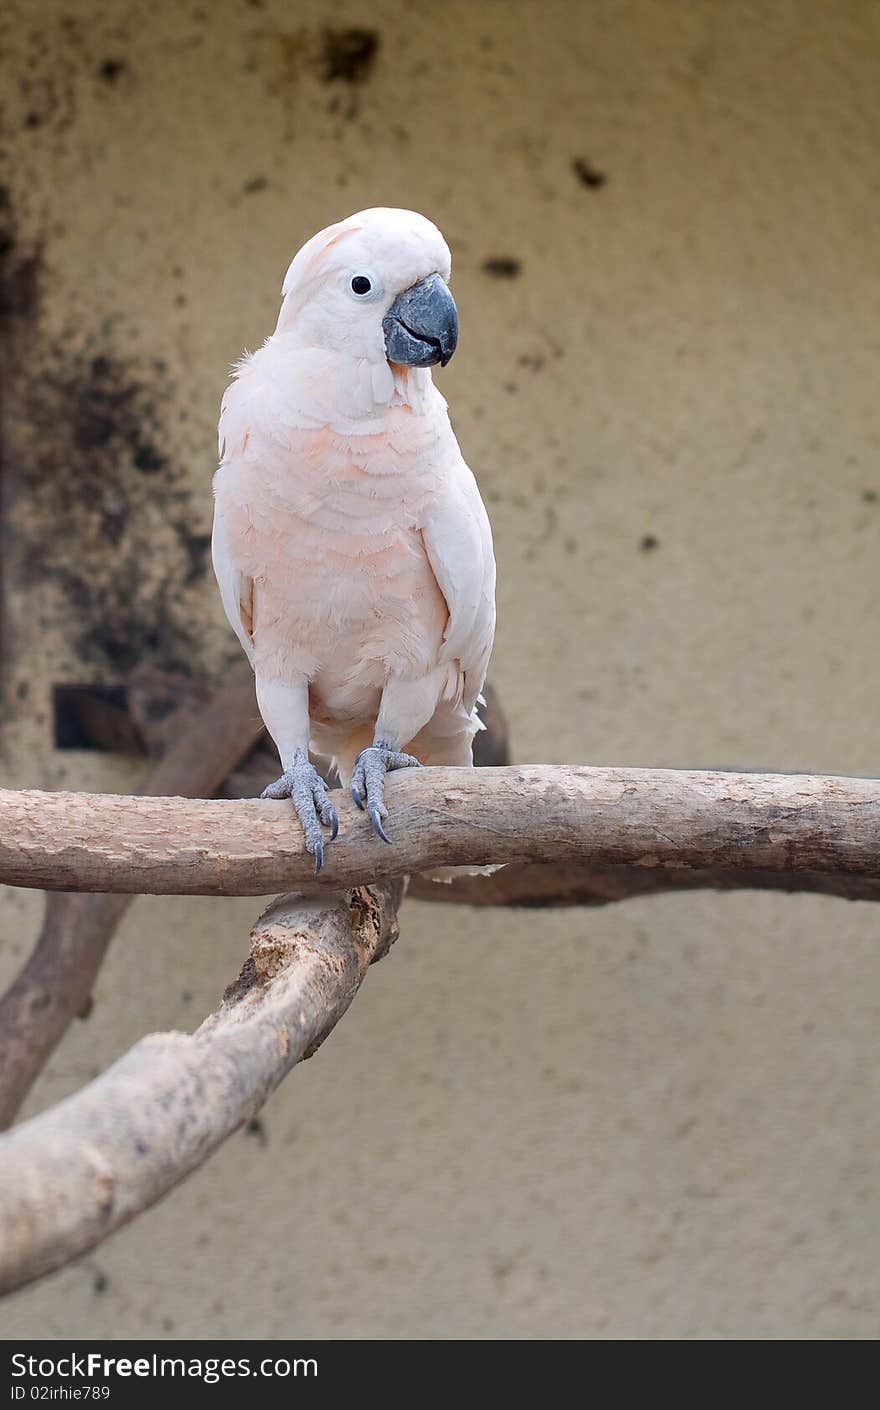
[483,256,522,279]
[0,187,42,328]
[0,12,223,711]
[97,58,128,85]
[0,182,45,698]
[15,39,77,136]
[319,28,380,85]
[572,157,607,190]
[4,325,212,679]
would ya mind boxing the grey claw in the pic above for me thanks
[351,743,419,844]
[314,785,339,840]
[261,752,338,866]
[369,804,392,845]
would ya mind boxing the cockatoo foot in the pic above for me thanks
[350,742,421,844]
[260,749,338,874]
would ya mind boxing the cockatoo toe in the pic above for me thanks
[260,749,338,873]
[351,743,421,843]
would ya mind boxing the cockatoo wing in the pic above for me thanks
[211,503,255,666]
[422,459,496,714]
[213,375,256,665]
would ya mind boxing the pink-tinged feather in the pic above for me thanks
[213,207,495,776]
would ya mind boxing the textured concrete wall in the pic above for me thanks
[1,0,879,1339]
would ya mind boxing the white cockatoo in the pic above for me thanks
[212,207,496,870]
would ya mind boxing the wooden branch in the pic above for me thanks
[0,880,404,1297]
[0,665,263,1130]
[0,767,878,899]
[0,893,133,1133]
[407,860,880,906]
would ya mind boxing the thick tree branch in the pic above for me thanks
[0,766,878,898]
[407,860,880,906]
[0,880,404,1297]
[0,665,263,1130]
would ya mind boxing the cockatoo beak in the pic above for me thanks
[383,273,459,368]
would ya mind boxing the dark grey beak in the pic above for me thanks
[383,273,459,368]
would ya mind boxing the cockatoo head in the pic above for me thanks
[275,207,458,369]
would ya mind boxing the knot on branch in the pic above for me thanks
[351,883,402,965]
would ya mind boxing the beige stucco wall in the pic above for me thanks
[1,0,879,1339]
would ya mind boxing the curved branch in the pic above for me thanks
[0,766,878,897]
[0,893,132,1133]
[407,860,880,906]
[0,880,404,1297]
[0,666,263,1130]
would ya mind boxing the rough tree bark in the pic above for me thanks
[0,766,878,896]
[0,880,404,1297]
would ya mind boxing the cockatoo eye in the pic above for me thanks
[350,275,373,296]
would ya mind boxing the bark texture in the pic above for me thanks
[0,881,403,1297]
[0,766,878,897]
